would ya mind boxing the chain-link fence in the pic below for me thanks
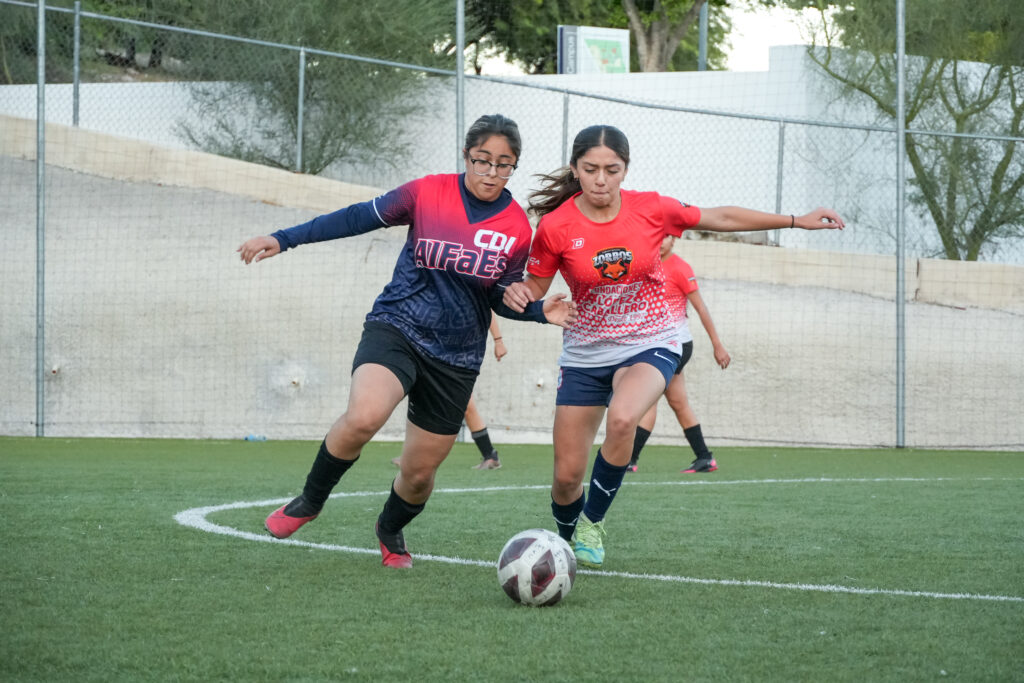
[2,0,1022,449]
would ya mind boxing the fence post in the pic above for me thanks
[561,92,570,166]
[296,47,305,173]
[698,2,708,71]
[895,0,907,448]
[773,120,785,246]
[455,0,465,169]
[36,0,47,437]
[72,0,80,126]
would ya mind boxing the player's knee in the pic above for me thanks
[604,411,637,441]
[666,395,689,413]
[552,468,582,495]
[401,468,435,496]
[338,410,386,445]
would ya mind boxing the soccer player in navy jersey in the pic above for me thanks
[237,114,576,569]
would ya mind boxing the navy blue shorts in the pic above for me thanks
[352,321,477,435]
[555,347,681,407]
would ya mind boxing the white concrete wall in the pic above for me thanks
[5,46,996,263]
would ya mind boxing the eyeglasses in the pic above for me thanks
[469,157,517,179]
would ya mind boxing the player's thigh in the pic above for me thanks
[345,363,407,430]
[608,363,666,431]
[664,372,690,410]
[463,395,485,432]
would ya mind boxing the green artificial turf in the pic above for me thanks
[1,437,1021,682]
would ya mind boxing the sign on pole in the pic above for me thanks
[557,25,630,74]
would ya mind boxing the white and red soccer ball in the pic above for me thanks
[497,528,576,607]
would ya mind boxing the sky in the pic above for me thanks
[725,3,809,71]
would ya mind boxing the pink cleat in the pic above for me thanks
[681,457,717,474]
[265,504,318,539]
[375,522,413,569]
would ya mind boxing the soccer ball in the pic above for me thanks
[497,528,576,607]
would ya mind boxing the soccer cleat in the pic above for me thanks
[573,513,607,568]
[375,521,413,569]
[265,501,318,539]
[682,457,718,474]
[472,455,501,470]
[625,459,638,473]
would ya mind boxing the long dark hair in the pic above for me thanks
[528,125,630,217]
[463,114,522,162]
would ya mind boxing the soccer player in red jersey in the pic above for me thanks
[237,114,575,569]
[628,233,731,475]
[504,124,843,567]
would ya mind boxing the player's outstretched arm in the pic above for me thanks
[237,235,281,264]
[697,206,844,233]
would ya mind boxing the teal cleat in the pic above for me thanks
[573,513,607,568]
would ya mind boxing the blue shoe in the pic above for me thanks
[573,513,606,568]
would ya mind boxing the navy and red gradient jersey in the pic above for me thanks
[271,173,542,371]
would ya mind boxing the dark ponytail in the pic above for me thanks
[528,167,580,217]
[528,124,630,217]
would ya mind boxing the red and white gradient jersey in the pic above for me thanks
[662,254,699,344]
[528,190,701,366]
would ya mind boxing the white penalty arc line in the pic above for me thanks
[173,477,1024,604]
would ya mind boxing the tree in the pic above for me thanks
[777,0,1023,261]
[622,0,713,73]
[466,0,736,74]
[0,2,78,84]
[168,0,455,175]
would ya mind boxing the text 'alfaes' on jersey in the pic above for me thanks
[271,173,540,371]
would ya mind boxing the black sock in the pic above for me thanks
[684,424,712,460]
[631,426,651,463]
[377,482,426,536]
[285,441,356,516]
[471,428,497,459]
[582,449,627,523]
[551,494,584,542]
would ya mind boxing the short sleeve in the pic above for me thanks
[676,257,699,295]
[660,196,701,236]
[526,217,562,279]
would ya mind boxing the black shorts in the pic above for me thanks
[673,341,694,375]
[351,321,477,435]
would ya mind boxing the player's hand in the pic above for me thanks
[542,293,577,329]
[493,339,508,361]
[503,281,535,313]
[237,236,281,264]
[795,207,845,230]
[714,344,731,370]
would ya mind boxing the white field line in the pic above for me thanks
[173,477,1024,604]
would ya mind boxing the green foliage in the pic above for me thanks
[0,3,77,84]
[169,0,457,174]
[788,0,1024,260]
[467,0,734,74]
[9,0,456,174]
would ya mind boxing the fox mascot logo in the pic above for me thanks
[592,247,633,281]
